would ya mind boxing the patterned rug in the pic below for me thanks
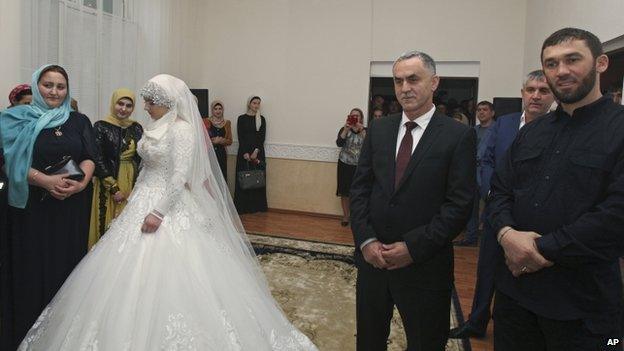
[250,233,471,351]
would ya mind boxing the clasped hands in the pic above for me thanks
[243,148,260,164]
[362,241,413,270]
[499,228,553,277]
[43,173,86,200]
[211,136,225,145]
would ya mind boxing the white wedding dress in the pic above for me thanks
[19,76,317,351]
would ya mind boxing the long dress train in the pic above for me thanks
[19,118,316,350]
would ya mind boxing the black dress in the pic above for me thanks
[234,114,267,214]
[0,112,96,349]
[207,122,228,180]
[0,167,11,351]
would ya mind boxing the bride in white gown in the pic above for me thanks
[19,75,318,351]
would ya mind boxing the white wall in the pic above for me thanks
[524,0,624,73]
[0,1,22,110]
[180,0,528,148]
[180,0,373,148]
[371,0,527,102]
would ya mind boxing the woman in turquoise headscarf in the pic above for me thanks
[0,64,97,349]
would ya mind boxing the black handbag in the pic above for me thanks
[44,155,85,181]
[237,161,266,190]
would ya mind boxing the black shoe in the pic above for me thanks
[448,322,485,339]
[453,239,478,247]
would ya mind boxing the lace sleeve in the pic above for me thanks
[152,120,194,217]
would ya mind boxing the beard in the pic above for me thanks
[548,65,596,104]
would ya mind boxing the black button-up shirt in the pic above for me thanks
[489,96,624,331]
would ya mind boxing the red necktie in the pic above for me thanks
[395,121,418,187]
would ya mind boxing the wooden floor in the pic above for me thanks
[241,210,494,351]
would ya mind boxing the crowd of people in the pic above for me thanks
[1,26,623,351]
[0,66,276,349]
[340,27,623,351]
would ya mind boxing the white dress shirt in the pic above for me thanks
[395,105,436,158]
[519,111,526,130]
[361,104,436,250]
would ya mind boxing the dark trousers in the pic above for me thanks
[356,255,451,351]
[493,291,623,351]
[465,215,501,331]
[465,190,481,243]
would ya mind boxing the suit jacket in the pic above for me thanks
[479,112,521,199]
[474,124,492,191]
[350,112,477,289]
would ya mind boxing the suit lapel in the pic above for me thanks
[513,112,521,127]
[394,114,444,193]
[384,115,402,195]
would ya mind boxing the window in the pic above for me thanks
[80,0,124,16]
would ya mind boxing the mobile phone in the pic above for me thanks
[347,115,358,125]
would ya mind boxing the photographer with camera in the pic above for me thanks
[336,108,366,226]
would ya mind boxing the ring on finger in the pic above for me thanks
[521,266,528,273]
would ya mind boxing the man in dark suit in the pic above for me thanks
[449,70,555,339]
[490,27,624,350]
[350,50,476,350]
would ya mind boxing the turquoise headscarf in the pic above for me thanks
[0,64,72,208]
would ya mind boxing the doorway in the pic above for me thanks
[601,47,624,104]
[368,77,479,125]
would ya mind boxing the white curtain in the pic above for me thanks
[19,0,184,123]
[20,0,137,121]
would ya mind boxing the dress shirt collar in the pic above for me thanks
[400,104,435,130]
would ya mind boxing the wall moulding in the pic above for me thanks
[227,142,340,163]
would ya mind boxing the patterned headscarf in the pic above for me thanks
[8,84,31,107]
[209,99,226,128]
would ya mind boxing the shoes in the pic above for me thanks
[453,239,478,247]
[448,322,486,339]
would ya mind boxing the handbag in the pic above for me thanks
[237,161,265,190]
[44,155,85,181]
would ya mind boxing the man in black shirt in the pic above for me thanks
[489,27,624,350]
